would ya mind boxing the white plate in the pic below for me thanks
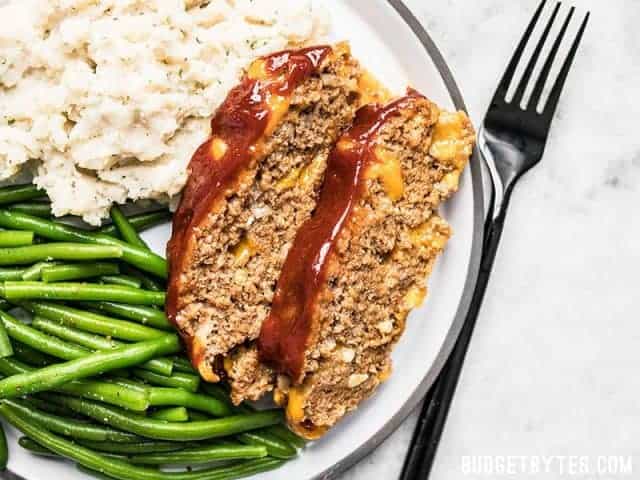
[3,1,485,479]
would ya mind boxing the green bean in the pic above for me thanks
[11,341,56,367]
[46,394,283,441]
[130,443,267,465]
[199,384,301,456]
[24,301,167,341]
[0,334,179,398]
[100,274,142,289]
[2,281,165,305]
[7,202,52,218]
[236,430,296,459]
[119,264,166,292]
[41,262,119,283]
[98,210,171,237]
[0,210,167,278]
[31,317,173,376]
[110,205,149,250]
[21,397,80,418]
[19,436,58,457]
[1,402,285,480]
[0,230,34,247]
[0,310,91,361]
[0,185,44,205]
[172,356,196,373]
[148,388,231,417]
[150,407,189,422]
[0,356,149,410]
[63,380,150,413]
[188,410,211,422]
[0,422,6,469]
[266,424,306,449]
[81,301,172,330]
[0,267,27,281]
[0,313,11,358]
[134,369,200,392]
[77,440,189,455]
[200,384,233,407]
[104,376,149,392]
[21,261,57,281]
[81,455,287,480]
[0,243,122,266]
[4,399,140,442]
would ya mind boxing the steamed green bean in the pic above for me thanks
[150,407,189,423]
[0,335,179,398]
[0,358,149,410]
[110,206,149,250]
[45,394,283,441]
[1,401,285,480]
[81,301,172,330]
[0,310,90,361]
[4,399,141,442]
[0,210,167,278]
[129,443,267,465]
[0,313,11,358]
[0,243,122,265]
[21,261,56,281]
[31,317,173,376]
[77,440,188,455]
[41,262,119,283]
[0,267,27,281]
[0,185,44,205]
[148,388,231,417]
[18,436,58,457]
[134,369,200,393]
[0,230,34,247]
[24,301,166,341]
[10,341,56,367]
[99,210,171,237]
[100,274,142,289]
[1,281,165,305]
[7,202,52,218]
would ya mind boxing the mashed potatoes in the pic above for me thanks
[0,0,327,224]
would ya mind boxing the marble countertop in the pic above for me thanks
[341,0,640,478]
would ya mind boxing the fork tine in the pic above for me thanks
[542,11,590,120]
[511,2,561,105]
[491,0,547,104]
[528,6,575,110]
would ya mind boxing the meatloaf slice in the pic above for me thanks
[166,43,363,402]
[259,91,475,438]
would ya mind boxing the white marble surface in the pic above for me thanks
[341,1,640,479]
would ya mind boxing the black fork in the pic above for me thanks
[400,2,589,479]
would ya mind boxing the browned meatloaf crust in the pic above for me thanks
[259,93,475,438]
[166,43,363,403]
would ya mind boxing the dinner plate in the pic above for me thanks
[1,1,485,479]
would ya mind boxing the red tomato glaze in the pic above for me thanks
[259,90,425,382]
[166,46,332,345]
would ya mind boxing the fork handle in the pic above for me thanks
[399,194,511,480]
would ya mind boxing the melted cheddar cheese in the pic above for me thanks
[231,236,256,266]
[276,153,325,191]
[358,71,392,105]
[409,218,449,250]
[430,111,473,169]
[367,146,404,201]
[403,285,427,310]
[210,138,228,161]
[286,386,306,423]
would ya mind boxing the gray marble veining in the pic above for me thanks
[340,1,640,478]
